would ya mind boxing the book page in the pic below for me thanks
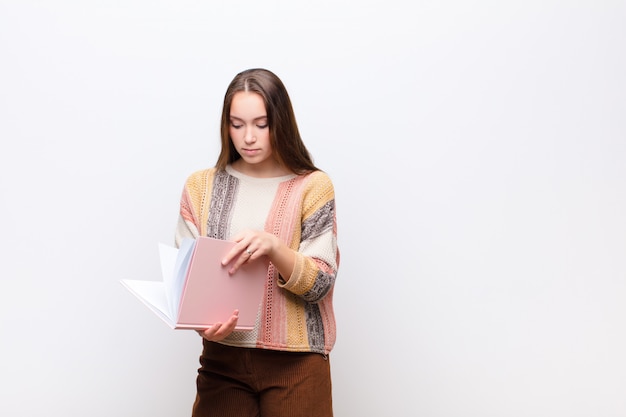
[158,242,180,319]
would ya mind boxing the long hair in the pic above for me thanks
[215,68,318,175]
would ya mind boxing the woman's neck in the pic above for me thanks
[231,159,292,178]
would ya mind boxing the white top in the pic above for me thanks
[225,165,296,238]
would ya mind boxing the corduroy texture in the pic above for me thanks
[192,341,333,417]
[176,167,339,355]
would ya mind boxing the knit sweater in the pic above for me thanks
[175,165,339,355]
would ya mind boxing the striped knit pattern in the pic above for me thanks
[176,167,339,355]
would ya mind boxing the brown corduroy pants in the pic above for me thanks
[192,341,333,417]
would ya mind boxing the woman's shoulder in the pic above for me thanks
[299,170,336,204]
[185,167,219,184]
[303,169,334,188]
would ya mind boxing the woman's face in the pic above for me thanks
[229,91,276,176]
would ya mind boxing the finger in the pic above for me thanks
[200,322,222,339]
[222,239,251,266]
[221,246,241,266]
[209,311,239,340]
[216,317,238,337]
[217,311,238,330]
[198,310,239,341]
[228,244,256,273]
[228,254,249,274]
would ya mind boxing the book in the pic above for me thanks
[121,237,267,330]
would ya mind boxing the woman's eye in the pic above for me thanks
[257,124,268,129]
[231,123,243,129]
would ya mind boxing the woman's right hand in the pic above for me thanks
[196,310,239,341]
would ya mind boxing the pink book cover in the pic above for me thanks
[121,237,267,331]
[176,237,268,329]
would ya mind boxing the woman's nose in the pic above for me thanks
[243,128,256,143]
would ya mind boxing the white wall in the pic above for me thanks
[1,1,625,416]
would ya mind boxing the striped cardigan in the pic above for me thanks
[175,167,339,355]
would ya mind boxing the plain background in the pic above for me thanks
[1,1,625,416]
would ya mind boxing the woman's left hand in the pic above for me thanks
[222,229,278,274]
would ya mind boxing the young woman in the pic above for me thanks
[175,68,339,417]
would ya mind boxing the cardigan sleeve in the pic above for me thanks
[277,171,339,303]
[174,169,215,247]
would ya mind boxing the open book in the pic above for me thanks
[121,237,267,330]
